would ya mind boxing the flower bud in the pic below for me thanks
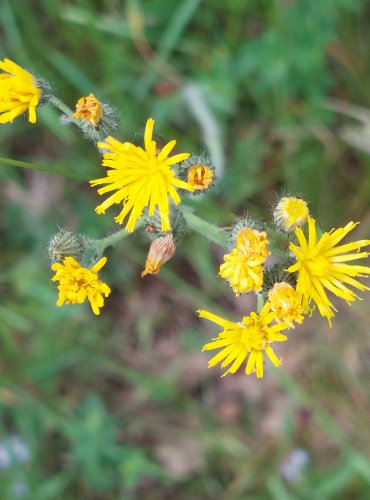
[141,233,176,277]
[273,196,309,232]
[48,229,86,263]
[177,154,216,195]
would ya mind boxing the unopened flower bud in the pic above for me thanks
[177,154,216,195]
[273,196,309,232]
[141,233,176,277]
[48,229,86,263]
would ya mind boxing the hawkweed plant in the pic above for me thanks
[2,57,370,379]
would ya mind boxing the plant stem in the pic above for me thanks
[88,219,145,256]
[179,206,228,247]
[49,96,83,128]
[256,292,266,313]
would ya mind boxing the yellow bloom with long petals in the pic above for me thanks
[287,217,370,324]
[0,59,41,124]
[90,118,193,232]
[199,302,289,378]
[219,247,264,295]
[268,282,304,327]
[51,256,111,315]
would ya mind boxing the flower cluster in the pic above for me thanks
[199,200,370,378]
[2,58,369,380]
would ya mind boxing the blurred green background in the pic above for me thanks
[1,0,370,498]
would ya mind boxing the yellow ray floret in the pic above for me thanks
[0,58,41,124]
[287,217,370,325]
[198,302,289,378]
[90,118,193,232]
[51,256,111,315]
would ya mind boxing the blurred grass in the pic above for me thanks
[1,0,370,498]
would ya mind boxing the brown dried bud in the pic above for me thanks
[141,233,176,277]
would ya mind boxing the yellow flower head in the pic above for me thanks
[236,227,270,261]
[219,247,264,295]
[73,93,103,127]
[187,164,214,191]
[141,233,176,277]
[287,217,370,325]
[199,302,288,378]
[51,256,111,316]
[0,58,41,124]
[268,282,304,327]
[220,228,270,296]
[273,196,309,232]
[90,118,193,232]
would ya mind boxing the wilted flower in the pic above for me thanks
[73,93,103,127]
[141,233,176,277]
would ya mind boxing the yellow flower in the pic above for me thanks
[141,233,176,277]
[219,247,264,295]
[187,164,214,190]
[268,282,304,327]
[220,228,270,295]
[73,93,103,127]
[0,58,41,124]
[90,118,193,232]
[236,227,270,260]
[287,217,370,324]
[51,256,111,315]
[199,302,288,378]
[273,196,309,232]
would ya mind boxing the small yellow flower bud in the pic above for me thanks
[268,282,304,327]
[273,196,309,232]
[187,164,214,191]
[141,233,176,277]
[73,93,103,127]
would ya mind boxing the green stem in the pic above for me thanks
[0,157,89,181]
[180,206,228,247]
[256,292,266,313]
[88,219,145,256]
[49,96,84,128]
